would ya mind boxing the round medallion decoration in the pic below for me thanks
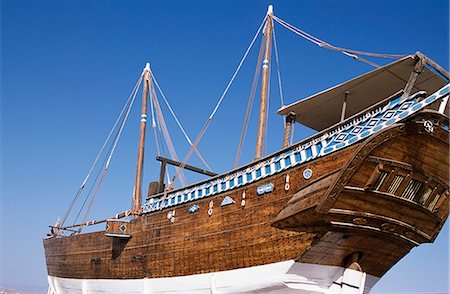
[303,168,313,180]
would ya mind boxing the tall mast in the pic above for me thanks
[255,5,274,160]
[132,63,151,215]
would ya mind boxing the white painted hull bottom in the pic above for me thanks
[48,260,379,294]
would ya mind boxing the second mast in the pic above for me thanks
[255,5,274,160]
[132,63,151,215]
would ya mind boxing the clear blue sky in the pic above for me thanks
[1,0,448,293]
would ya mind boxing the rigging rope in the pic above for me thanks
[72,153,106,226]
[78,75,142,230]
[80,167,108,230]
[150,70,213,172]
[157,122,167,156]
[272,21,287,140]
[233,31,265,169]
[209,16,268,120]
[61,76,143,227]
[149,86,161,156]
[272,14,407,67]
[170,16,268,184]
[263,65,271,156]
[149,79,188,186]
[272,23,285,108]
[61,12,412,228]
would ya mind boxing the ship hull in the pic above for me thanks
[44,146,358,279]
[44,85,449,293]
[47,260,379,294]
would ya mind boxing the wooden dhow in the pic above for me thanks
[44,6,449,294]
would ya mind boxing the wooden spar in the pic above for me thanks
[156,156,217,177]
[401,53,426,100]
[155,155,219,195]
[282,112,295,148]
[439,96,448,114]
[416,51,450,81]
[55,211,129,230]
[340,91,349,122]
[132,63,151,215]
[255,5,274,160]
[158,159,167,193]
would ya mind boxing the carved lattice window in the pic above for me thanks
[387,175,405,194]
[428,193,441,211]
[373,171,388,191]
[419,187,433,205]
[401,179,422,200]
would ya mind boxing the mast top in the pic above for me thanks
[142,63,150,76]
[267,5,273,16]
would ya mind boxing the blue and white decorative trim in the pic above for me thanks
[319,86,449,155]
[142,84,449,214]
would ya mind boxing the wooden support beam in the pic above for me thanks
[416,51,450,81]
[57,210,130,231]
[379,169,396,193]
[282,112,296,148]
[401,54,426,100]
[340,91,349,122]
[158,160,167,193]
[364,163,384,190]
[156,156,218,177]
[438,96,448,114]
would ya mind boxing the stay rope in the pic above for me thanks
[72,152,107,226]
[150,70,213,172]
[61,11,411,230]
[79,74,141,230]
[272,14,408,67]
[170,16,268,184]
[149,80,188,186]
[149,83,161,156]
[263,63,271,156]
[233,29,265,169]
[61,76,143,227]
[272,23,285,108]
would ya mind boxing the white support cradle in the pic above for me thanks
[48,260,379,294]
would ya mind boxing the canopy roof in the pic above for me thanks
[277,54,448,131]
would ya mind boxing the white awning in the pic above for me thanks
[277,55,447,131]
